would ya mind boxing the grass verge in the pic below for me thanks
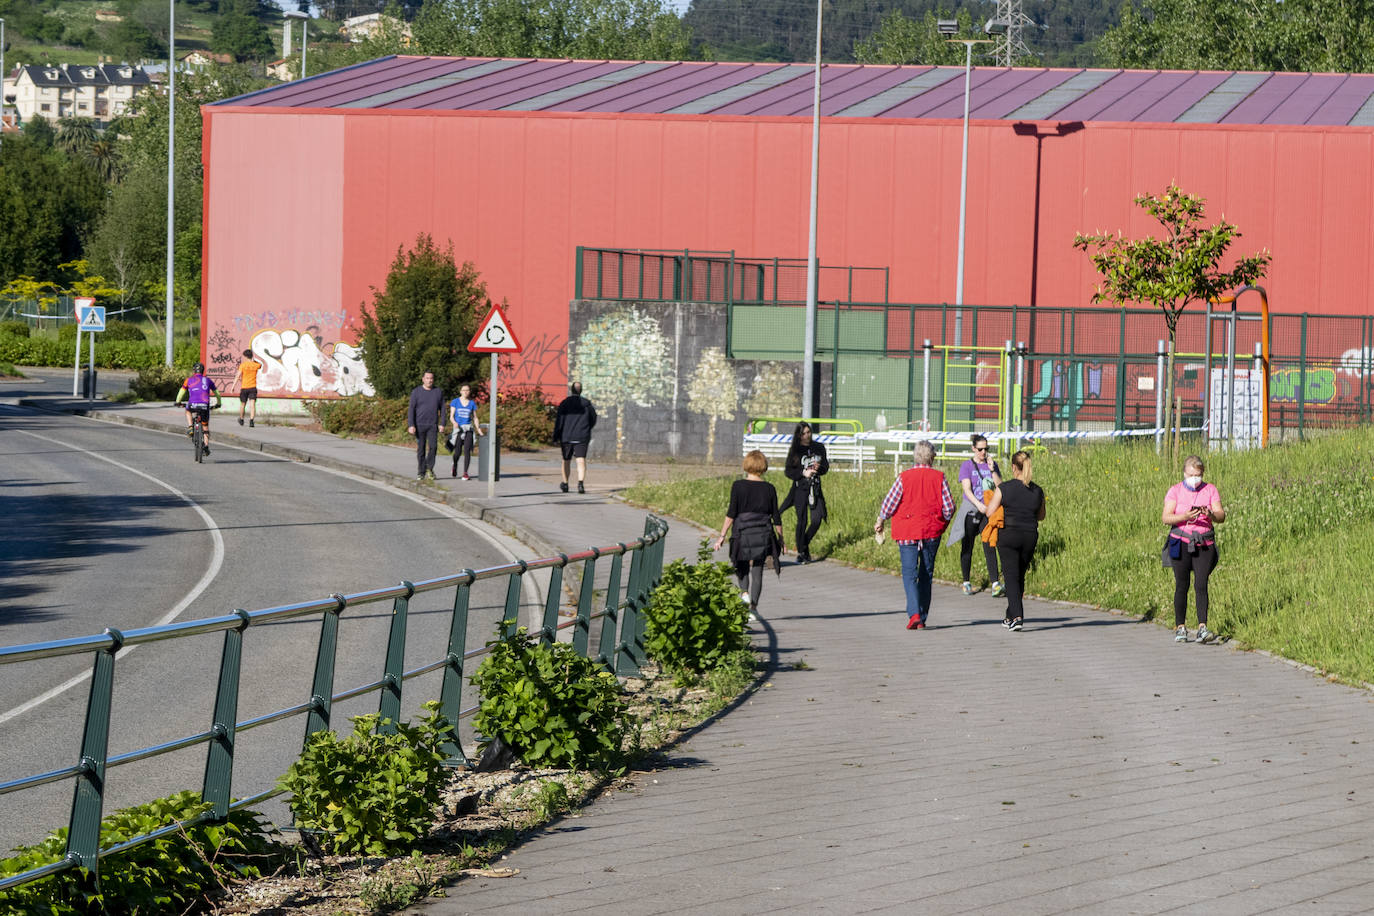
[624,430,1374,687]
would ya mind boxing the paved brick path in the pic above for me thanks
[16,393,1374,914]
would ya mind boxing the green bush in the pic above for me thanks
[0,332,196,374]
[130,364,190,401]
[305,395,409,437]
[496,386,556,451]
[472,625,628,773]
[0,320,30,337]
[0,333,65,366]
[644,544,751,676]
[0,790,276,915]
[103,320,148,342]
[277,704,450,857]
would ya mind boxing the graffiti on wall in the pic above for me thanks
[686,346,737,463]
[502,332,568,388]
[569,307,673,460]
[252,328,373,396]
[232,309,350,334]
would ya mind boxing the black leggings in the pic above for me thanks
[959,512,1000,583]
[734,560,766,607]
[1172,543,1218,626]
[781,484,825,555]
[996,527,1038,622]
[451,427,476,475]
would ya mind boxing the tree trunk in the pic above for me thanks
[706,415,716,464]
[615,405,624,462]
[1163,336,1176,459]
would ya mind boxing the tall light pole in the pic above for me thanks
[1,18,7,150]
[939,19,1008,350]
[165,0,176,365]
[801,0,822,418]
[284,11,308,81]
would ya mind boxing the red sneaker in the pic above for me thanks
[916,621,926,629]
[906,615,920,630]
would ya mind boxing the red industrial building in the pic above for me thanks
[202,57,1374,399]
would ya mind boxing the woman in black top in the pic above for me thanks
[780,422,829,563]
[984,450,1046,631]
[715,450,784,612]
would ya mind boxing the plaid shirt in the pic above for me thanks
[877,469,955,546]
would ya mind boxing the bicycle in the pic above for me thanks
[188,405,216,463]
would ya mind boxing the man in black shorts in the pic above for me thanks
[553,381,597,494]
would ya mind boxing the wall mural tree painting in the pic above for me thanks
[686,346,738,464]
[568,306,672,460]
[743,361,801,430]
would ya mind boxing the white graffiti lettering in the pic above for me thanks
[251,328,375,397]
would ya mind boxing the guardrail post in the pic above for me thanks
[500,563,526,637]
[304,594,346,743]
[573,551,598,657]
[438,572,474,765]
[597,548,625,670]
[540,556,566,644]
[66,628,123,876]
[203,610,251,819]
[377,582,414,733]
[617,543,646,676]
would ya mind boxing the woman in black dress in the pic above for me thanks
[983,450,1046,631]
[780,422,829,563]
[714,449,784,612]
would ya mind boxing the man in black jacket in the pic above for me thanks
[553,381,597,494]
[406,370,446,481]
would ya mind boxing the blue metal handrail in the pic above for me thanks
[0,515,669,892]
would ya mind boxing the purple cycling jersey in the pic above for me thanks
[184,374,217,407]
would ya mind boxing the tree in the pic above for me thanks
[1097,0,1374,72]
[359,234,491,399]
[568,306,672,460]
[409,0,697,60]
[0,130,106,287]
[1073,185,1270,448]
[212,2,275,62]
[854,8,976,66]
[686,346,738,463]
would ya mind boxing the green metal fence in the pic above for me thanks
[726,301,1373,439]
[573,247,890,306]
[0,516,668,892]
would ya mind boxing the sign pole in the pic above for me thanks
[73,320,82,397]
[488,355,498,499]
[88,329,95,400]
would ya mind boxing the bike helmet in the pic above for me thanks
[193,362,205,374]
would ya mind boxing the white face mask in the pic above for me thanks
[1184,475,1203,489]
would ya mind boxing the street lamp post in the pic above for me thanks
[939,19,1008,350]
[801,0,822,418]
[1,18,7,148]
[284,11,308,81]
[165,0,175,365]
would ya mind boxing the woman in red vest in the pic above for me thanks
[874,441,955,629]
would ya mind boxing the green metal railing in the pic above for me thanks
[725,301,1373,439]
[0,516,669,892]
[573,247,890,306]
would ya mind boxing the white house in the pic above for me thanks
[340,12,410,43]
[4,63,152,127]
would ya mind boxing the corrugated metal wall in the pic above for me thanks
[203,107,1374,397]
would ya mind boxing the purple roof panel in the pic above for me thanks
[211,56,1374,131]
[1266,73,1346,125]
[559,61,697,112]
[1137,71,1231,122]
[821,66,927,117]
[1053,70,1155,122]
[1309,74,1374,125]
[974,69,1080,119]
[623,63,787,114]
[1221,72,1305,124]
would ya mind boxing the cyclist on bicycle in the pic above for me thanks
[175,362,222,455]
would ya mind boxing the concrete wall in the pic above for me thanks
[567,299,831,464]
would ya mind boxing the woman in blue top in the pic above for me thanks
[448,384,484,479]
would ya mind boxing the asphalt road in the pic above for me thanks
[0,404,527,850]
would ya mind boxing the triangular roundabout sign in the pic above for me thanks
[467,302,523,354]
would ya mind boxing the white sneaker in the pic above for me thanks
[1196,625,1215,644]
[1175,625,1189,642]
[740,591,752,605]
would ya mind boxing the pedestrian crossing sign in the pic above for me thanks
[77,301,105,332]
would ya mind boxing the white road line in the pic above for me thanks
[0,430,226,727]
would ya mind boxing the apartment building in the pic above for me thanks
[3,63,152,127]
